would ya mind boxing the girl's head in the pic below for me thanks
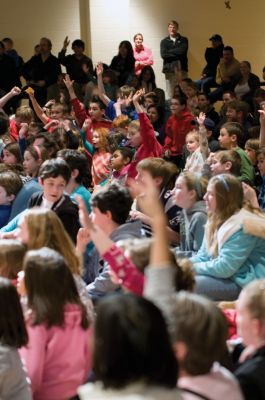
[205,174,243,215]
[23,145,49,177]
[173,291,228,376]
[0,239,26,279]
[257,147,265,176]
[244,139,260,166]
[3,143,22,165]
[197,92,210,111]
[147,104,164,125]
[17,208,81,275]
[110,147,133,172]
[186,130,200,154]
[210,150,241,177]
[0,277,28,347]
[118,40,134,58]
[127,120,142,148]
[144,93,158,109]
[133,33,143,48]
[174,172,208,209]
[15,106,34,126]
[237,279,265,347]
[139,66,156,85]
[137,157,179,190]
[92,128,110,150]
[23,247,89,328]
[240,60,251,76]
[33,133,60,158]
[93,293,178,389]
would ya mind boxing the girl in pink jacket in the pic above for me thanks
[19,247,92,400]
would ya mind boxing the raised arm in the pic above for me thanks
[132,88,145,114]
[197,112,209,159]
[96,62,110,106]
[58,36,70,64]
[64,74,88,127]
[0,87,21,109]
[27,90,49,125]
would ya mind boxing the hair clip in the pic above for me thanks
[217,174,229,191]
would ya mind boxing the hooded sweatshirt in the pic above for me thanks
[179,200,207,255]
[163,110,195,156]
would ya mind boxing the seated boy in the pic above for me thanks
[2,159,79,243]
[57,149,92,211]
[0,171,22,228]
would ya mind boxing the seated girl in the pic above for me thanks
[19,247,92,400]
[191,174,265,301]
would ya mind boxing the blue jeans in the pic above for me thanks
[195,275,241,301]
[195,77,216,94]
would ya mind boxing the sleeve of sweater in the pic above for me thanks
[71,98,88,128]
[87,263,120,303]
[193,229,257,278]
[138,112,156,149]
[80,130,95,155]
[19,324,47,396]
[102,244,144,296]
[144,265,177,338]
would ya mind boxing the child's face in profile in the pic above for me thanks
[89,103,104,121]
[186,135,199,153]
[245,147,256,166]
[0,185,14,205]
[110,150,128,171]
[236,292,256,347]
[127,127,142,148]
[2,149,17,165]
[39,176,66,203]
[210,156,227,175]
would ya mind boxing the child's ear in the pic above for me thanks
[71,168,79,180]
[231,134,237,143]
[173,341,188,362]
[124,157,131,165]
[38,177,43,187]
[7,194,15,203]
[224,161,232,171]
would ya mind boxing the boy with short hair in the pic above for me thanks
[0,171,22,227]
[28,158,79,242]
[163,95,194,168]
[218,122,254,184]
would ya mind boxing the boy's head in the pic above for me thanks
[197,92,210,111]
[15,106,34,126]
[57,149,90,185]
[38,159,71,203]
[257,147,265,177]
[137,157,178,190]
[245,139,260,166]
[210,150,241,176]
[72,39,85,56]
[110,147,133,172]
[112,115,130,135]
[226,100,249,123]
[127,120,142,148]
[0,171,22,205]
[218,122,243,149]
[2,37,13,51]
[88,96,106,121]
[222,90,236,108]
[170,96,187,116]
[173,291,228,376]
[50,103,67,120]
[117,85,135,100]
[90,183,133,228]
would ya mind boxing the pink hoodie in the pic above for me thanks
[19,304,92,400]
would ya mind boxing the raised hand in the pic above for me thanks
[96,62,104,76]
[63,36,70,49]
[132,88,145,103]
[82,118,92,133]
[63,74,75,91]
[10,86,21,96]
[19,123,29,138]
[76,227,91,253]
[196,112,206,126]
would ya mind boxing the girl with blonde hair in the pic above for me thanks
[191,174,265,300]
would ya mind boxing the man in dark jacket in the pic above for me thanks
[160,20,188,99]
[195,34,224,94]
[22,37,61,106]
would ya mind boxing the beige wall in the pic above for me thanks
[89,0,265,90]
[0,0,264,91]
[0,0,81,61]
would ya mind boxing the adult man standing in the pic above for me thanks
[160,20,188,99]
[22,37,61,106]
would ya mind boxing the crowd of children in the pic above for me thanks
[0,27,265,400]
